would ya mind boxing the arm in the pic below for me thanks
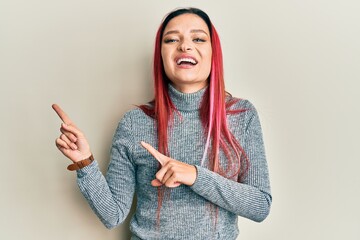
[190,105,272,222]
[53,105,136,229]
[76,113,136,229]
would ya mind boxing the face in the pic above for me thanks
[161,14,212,93]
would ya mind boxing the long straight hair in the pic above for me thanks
[139,7,249,228]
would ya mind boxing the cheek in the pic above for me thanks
[161,48,172,70]
[204,50,212,73]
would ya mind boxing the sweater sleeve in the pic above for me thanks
[190,104,272,222]
[76,112,136,229]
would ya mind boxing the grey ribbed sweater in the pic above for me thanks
[76,84,272,239]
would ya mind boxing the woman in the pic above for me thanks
[53,7,271,239]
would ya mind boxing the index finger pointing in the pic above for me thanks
[52,104,73,125]
[140,141,166,166]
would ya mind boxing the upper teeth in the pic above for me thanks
[177,58,197,65]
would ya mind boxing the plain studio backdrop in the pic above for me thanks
[1,0,359,239]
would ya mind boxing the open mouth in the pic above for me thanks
[176,58,198,66]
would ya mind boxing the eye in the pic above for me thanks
[193,38,206,43]
[164,38,178,43]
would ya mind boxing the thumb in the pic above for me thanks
[151,179,163,187]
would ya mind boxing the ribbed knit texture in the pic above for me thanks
[76,84,272,240]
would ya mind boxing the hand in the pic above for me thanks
[52,104,92,163]
[141,141,197,188]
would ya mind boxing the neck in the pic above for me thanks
[168,83,207,111]
[170,82,208,94]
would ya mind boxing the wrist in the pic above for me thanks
[67,154,94,171]
[189,165,198,186]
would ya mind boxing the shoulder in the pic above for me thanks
[226,96,261,131]
[115,107,155,134]
[122,107,148,120]
[113,107,154,142]
[118,107,153,127]
[226,95,258,115]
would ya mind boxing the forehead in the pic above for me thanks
[163,13,210,35]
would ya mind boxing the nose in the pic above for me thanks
[178,39,193,52]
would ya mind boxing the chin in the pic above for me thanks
[172,79,207,89]
[173,78,200,85]
[173,74,203,83]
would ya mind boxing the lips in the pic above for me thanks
[175,55,198,66]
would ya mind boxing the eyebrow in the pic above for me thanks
[163,29,209,36]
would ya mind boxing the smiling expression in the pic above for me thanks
[161,14,212,93]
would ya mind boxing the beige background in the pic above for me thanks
[1,0,359,239]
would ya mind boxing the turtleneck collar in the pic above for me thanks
[168,83,207,111]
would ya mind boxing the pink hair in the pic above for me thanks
[200,25,249,179]
[139,17,249,229]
